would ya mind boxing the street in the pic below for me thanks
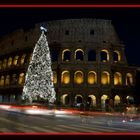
[0,107,140,133]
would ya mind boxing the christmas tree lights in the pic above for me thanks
[22,27,56,104]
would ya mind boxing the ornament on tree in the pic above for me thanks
[22,26,56,104]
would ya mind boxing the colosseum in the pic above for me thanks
[0,19,137,110]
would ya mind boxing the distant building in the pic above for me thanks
[0,19,138,110]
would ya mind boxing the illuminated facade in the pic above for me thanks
[0,19,137,110]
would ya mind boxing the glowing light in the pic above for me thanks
[101,49,109,62]
[122,120,127,123]
[114,50,121,62]
[22,30,56,103]
[61,71,70,84]
[62,49,71,61]
[18,73,25,85]
[20,54,26,65]
[114,95,121,105]
[3,59,7,69]
[126,73,133,86]
[101,95,108,109]
[0,105,11,110]
[101,71,110,85]
[13,56,19,65]
[74,71,84,84]
[114,72,122,85]
[88,71,97,84]
[53,71,57,84]
[8,57,13,67]
[88,95,96,106]
[0,75,5,86]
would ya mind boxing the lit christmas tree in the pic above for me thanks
[22,27,56,104]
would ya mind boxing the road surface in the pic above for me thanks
[0,109,140,133]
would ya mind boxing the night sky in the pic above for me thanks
[0,8,140,66]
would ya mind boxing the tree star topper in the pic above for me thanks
[40,26,47,32]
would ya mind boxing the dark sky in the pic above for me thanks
[0,8,140,66]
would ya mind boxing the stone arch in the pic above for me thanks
[74,71,84,84]
[18,73,25,85]
[101,71,110,85]
[20,54,26,65]
[88,95,96,106]
[61,71,70,84]
[53,71,57,84]
[75,49,84,61]
[75,94,83,104]
[62,49,71,61]
[61,94,70,105]
[126,96,134,104]
[3,59,7,69]
[114,95,121,106]
[114,72,122,85]
[0,75,5,86]
[126,73,133,86]
[88,71,97,84]
[113,50,121,62]
[13,55,19,65]
[8,57,13,67]
[101,49,109,62]
[101,94,108,109]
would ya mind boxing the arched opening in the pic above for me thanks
[61,94,70,105]
[61,71,70,84]
[18,73,25,85]
[101,71,110,85]
[75,49,84,61]
[101,95,108,109]
[0,76,5,86]
[8,57,13,67]
[88,50,96,61]
[74,71,84,84]
[114,95,121,106]
[5,75,10,85]
[113,51,121,62]
[114,72,122,85]
[75,95,83,105]
[88,95,96,107]
[62,49,71,61]
[3,59,7,69]
[53,71,57,84]
[88,71,97,84]
[101,49,109,62]
[0,61,2,69]
[20,54,26,65]
[126,96,134,104]
[126,73,133,86]
[13,56,19,65]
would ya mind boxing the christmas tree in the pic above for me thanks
[22,27,56,104]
